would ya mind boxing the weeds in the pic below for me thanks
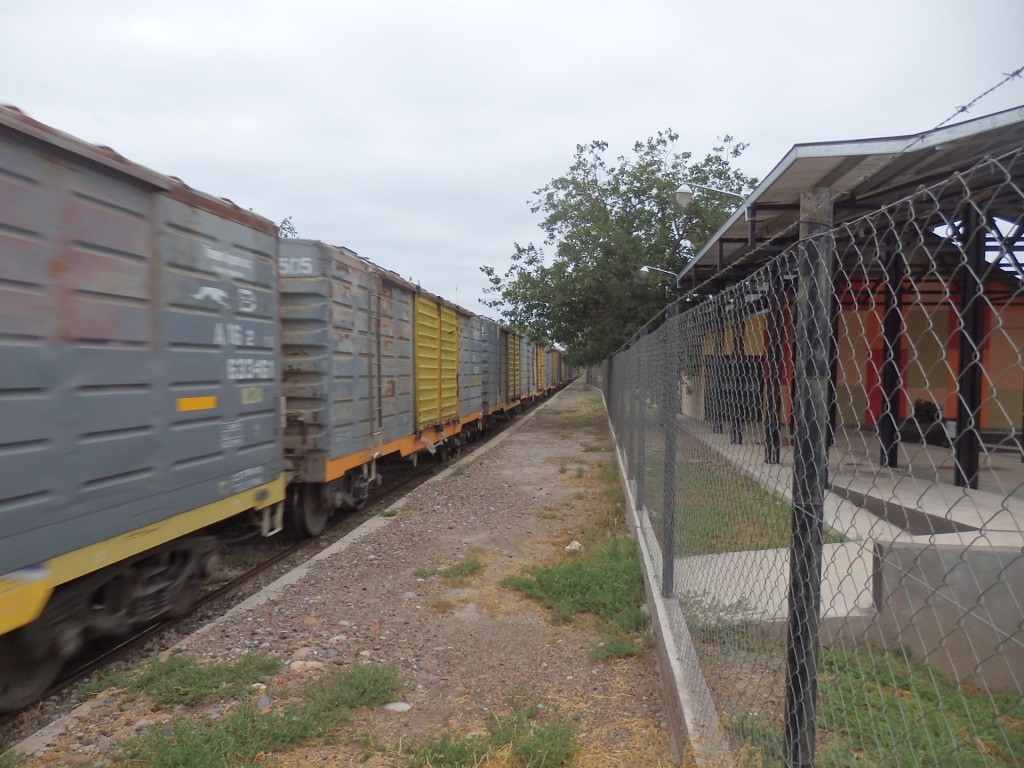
[378,504,418,518]
[503,535,647,658]
[401,696,577,768]
[117,663,404,767]
[71,664,132,703]
[127,653,282,707]
[438,554,486,584]
[403,732,491,767]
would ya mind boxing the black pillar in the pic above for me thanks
[954,208,986,489]
[765,261,785,464]
[880,247,906,468]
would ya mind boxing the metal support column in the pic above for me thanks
[827,258,839,449]
[785,188,833,768]
[636,329,648,506]
[954,207,986,489]
[711,303,726,433]
[880,247,906,468]
[765,260,784,464]
[730,302,746,445]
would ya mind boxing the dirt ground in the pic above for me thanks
[10,381,681,767]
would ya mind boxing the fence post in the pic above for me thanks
[785,188,833,768]
[637,328,649,507]
[662,306,680,598]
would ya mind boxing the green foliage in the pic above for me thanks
[117,663,406,767]
[502,536,647,642]
[278,216,299,238]
[645,454,843,557]
[401,696,577,768]
[438,555,486,584]
[0,750,25,768]
[510,720,578,768]
[72,664,133,703]
[723,646,1024,767]
[815,647,1024,766]
[482,132,756,365]
[118,701,314,768]
[305,662,404,712]
[129,654,282,707]
[490,697,577,768]
[403,732,491,768]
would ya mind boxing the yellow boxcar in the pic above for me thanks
[415,294,459,430]
[506,330,521,404]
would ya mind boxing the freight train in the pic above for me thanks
[0,106,571,711]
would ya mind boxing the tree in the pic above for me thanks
[279,216,299,238]
[481,132,756,365]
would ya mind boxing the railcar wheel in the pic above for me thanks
[0,629,64,713]
[290,483,328,537]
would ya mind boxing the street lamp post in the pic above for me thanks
[637,265,678,279]
[674,182,746,209]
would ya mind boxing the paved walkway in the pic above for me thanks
[656,415,1024,631]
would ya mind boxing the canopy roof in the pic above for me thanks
[679,105,1024,288]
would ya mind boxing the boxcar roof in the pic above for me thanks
[0,105,277,236]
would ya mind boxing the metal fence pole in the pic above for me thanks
[662,306,679,598]
[785,188,834,768]
[637,328,648,506]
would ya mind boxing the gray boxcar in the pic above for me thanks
[520,335,536,401]
[0,106,284,709]
[480,317,501,418]
[279,241,419,535]
[458,313,484,430]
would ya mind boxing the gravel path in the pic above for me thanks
[11,380,678,767]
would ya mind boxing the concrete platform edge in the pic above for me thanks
[597,387,733,766]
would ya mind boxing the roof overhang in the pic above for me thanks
[678,105,1024,288]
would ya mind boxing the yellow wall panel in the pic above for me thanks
[440,305,459,421]
[415,295,441,429]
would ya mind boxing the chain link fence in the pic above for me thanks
[591,146,1024,766]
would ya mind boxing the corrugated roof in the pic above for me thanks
[678,104,1024,287]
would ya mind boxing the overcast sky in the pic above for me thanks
[5,1,1024,318]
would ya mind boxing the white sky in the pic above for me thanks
[5,0,1024,318]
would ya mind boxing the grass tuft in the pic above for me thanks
[392,695,577,768]
[438,555,486,584]
[502,535,647,658]
[127,653,282,707]
[117,662,405,767]
[403,732,491,767]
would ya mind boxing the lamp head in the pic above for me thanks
[674,183,694,210]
